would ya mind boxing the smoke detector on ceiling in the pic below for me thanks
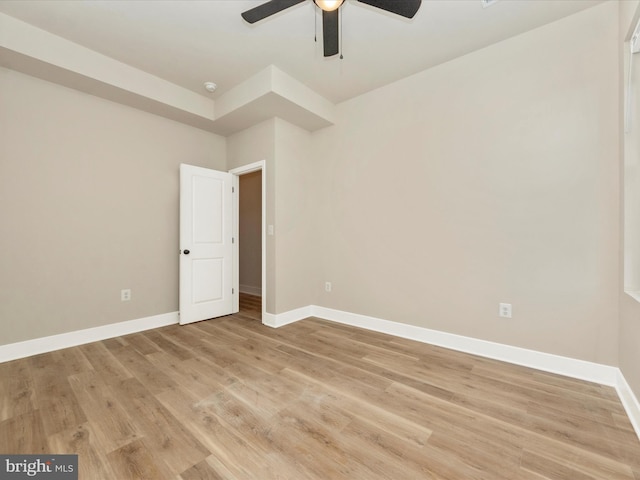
[203,82,217,93]
[481,0,499,7]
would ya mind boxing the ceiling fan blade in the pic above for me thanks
[356,0,421,19]
[241,0,306,24]
[322,9,339,57]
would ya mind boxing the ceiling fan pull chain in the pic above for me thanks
[339,5,344,59]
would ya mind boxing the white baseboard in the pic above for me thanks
[3,303,639,442]
[268,304,639,441]
[239,285,262,296]
[616,370,640,440]
[0,312,178,363]
[263,305,312,328]
[311,306,619,386]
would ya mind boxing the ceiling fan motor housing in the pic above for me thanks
[313,0,345,12]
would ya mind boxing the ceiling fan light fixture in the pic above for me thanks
[314,0,344,12]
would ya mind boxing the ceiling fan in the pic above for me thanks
[241,0,422,57]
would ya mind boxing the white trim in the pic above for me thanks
[229,160,265,175]
[0,312,178,363]
[262,306,312,328]
[231,173,240,314]
[616,370,640,441]
[239,285,262,296]
[311,306,619,386]
[229,160,267,325]
[2,302,639,441]
[262,313,277,327]
[624,289,640,304]
[266,304,640,439]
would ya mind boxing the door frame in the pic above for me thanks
[229,160,266,322]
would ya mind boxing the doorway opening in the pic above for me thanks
[231,161,266,323]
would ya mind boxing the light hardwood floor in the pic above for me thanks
[238,292,261,322]
[1,300,639,479]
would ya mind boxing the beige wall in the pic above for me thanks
[239,170,262,293]
[620,0,640,404]
[227,118,316,314]
[227,119,276,313]
[0,68,226,345]
[311,1,620,365]
[273,118,317,313]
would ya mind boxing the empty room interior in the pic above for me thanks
[2,0,640,478]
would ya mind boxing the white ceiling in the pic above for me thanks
[0,0,604,105]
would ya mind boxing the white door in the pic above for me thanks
[179,164,236,325]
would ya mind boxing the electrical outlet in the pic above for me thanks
[121,289,131,302]
[325,282,332,293]
[499,303,512,318]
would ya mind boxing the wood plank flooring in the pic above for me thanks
[1,299,639,479]
[238,292,261,321]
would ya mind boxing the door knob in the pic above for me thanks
[183,249,190,255]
